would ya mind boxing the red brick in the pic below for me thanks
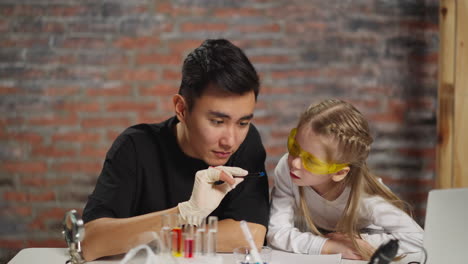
[259,86,290,95]
[21,177,71,187]
[4,191,55,202]
[0,86,18,94]
[157,96,175,112]
[54,102,100,112]
[232,39,274,49]
[38,207,69,219]
[52,132,100,142]
[168,40,204,53]
[399,20,438,31]
[26,239,66,248]
[0,19,7,33]
[46,54,77,64]
[270,129,291,139]
[156,3,207,16]
[380,176,434,187]
[402,192,429,203]
[253,116,276,125]
[80,146,107,158]
[32,145,76,158]
[135,53,181,65]
[60,37,106,49]
[52,161,102,174]
[266,161,278,172]
[181,23,228,32]
[0,239,25,249]
[139,84,177,96]
[2,206,32,217]
[162,69,181,81]
[398,148,436,158]
[233,23,281,33]
[27,219,45,231]
[28,114,78,126]
[368,113,404,123]
[271,69,322,79]
[214,8,262,18]
[43,86,80,96]
[106,101,156,112]
[81,117,130,128]
[1,132,43,144]
[266,145,287,156]
[114,36,160,49]
[86,85,132,96]
[357,86,395,96]
[155,2,173,14]
[0,37,49,48]
[48,6,86,16]
[42,22,66,33]
[250,55,290,64]
[136,113,167,124]
[108,69,158,81]
[107,130,121,142]
[410,53,438,63]
[285,22,327,33]
[346,99,380,110]
[3,161,47,174]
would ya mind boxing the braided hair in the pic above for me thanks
[295,99,409,260]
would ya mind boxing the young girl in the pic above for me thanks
[267,99,423,260]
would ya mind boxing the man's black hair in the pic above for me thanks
[178,39,260,111]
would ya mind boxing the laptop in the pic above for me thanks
[423,188,468,264]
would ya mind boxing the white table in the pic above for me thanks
[8,248,422,264]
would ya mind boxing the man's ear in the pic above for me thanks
[332,167,350,182]
[173,94,187,122]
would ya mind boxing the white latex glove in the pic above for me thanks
[178,166,247,225]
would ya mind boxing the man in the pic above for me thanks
[81,39,269,261]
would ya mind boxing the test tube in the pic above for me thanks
[171,214,183,257]
[160,214,172,254]
[206,216,218,256]
[183,217,195,258]
[195,216,206,256]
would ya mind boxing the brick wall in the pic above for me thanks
[0,0,438,261]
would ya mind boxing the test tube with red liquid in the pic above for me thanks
[171,214,182,257]
[183,218,195,258]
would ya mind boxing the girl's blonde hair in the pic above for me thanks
[296,99,409,260]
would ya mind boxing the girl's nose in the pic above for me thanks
[290,155,302,170]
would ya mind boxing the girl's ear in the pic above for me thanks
[173,94,187,122]
[332,167,350,182]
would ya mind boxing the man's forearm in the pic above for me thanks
[81,206,179,261]
[216,219,267,252]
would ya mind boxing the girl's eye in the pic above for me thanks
[289,142,301,156]
[304,156,320,166]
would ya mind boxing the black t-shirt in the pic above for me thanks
[83,116,270,227]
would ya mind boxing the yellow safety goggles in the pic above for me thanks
[287,128,349,175]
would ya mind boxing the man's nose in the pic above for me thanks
[219,126,236,149]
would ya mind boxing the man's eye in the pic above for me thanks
[239,121,250,127]
[210,119,223,125]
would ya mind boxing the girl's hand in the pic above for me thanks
[321,239,362,260]
[323,232,375,260]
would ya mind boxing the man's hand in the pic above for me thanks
[178,166,247,224]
